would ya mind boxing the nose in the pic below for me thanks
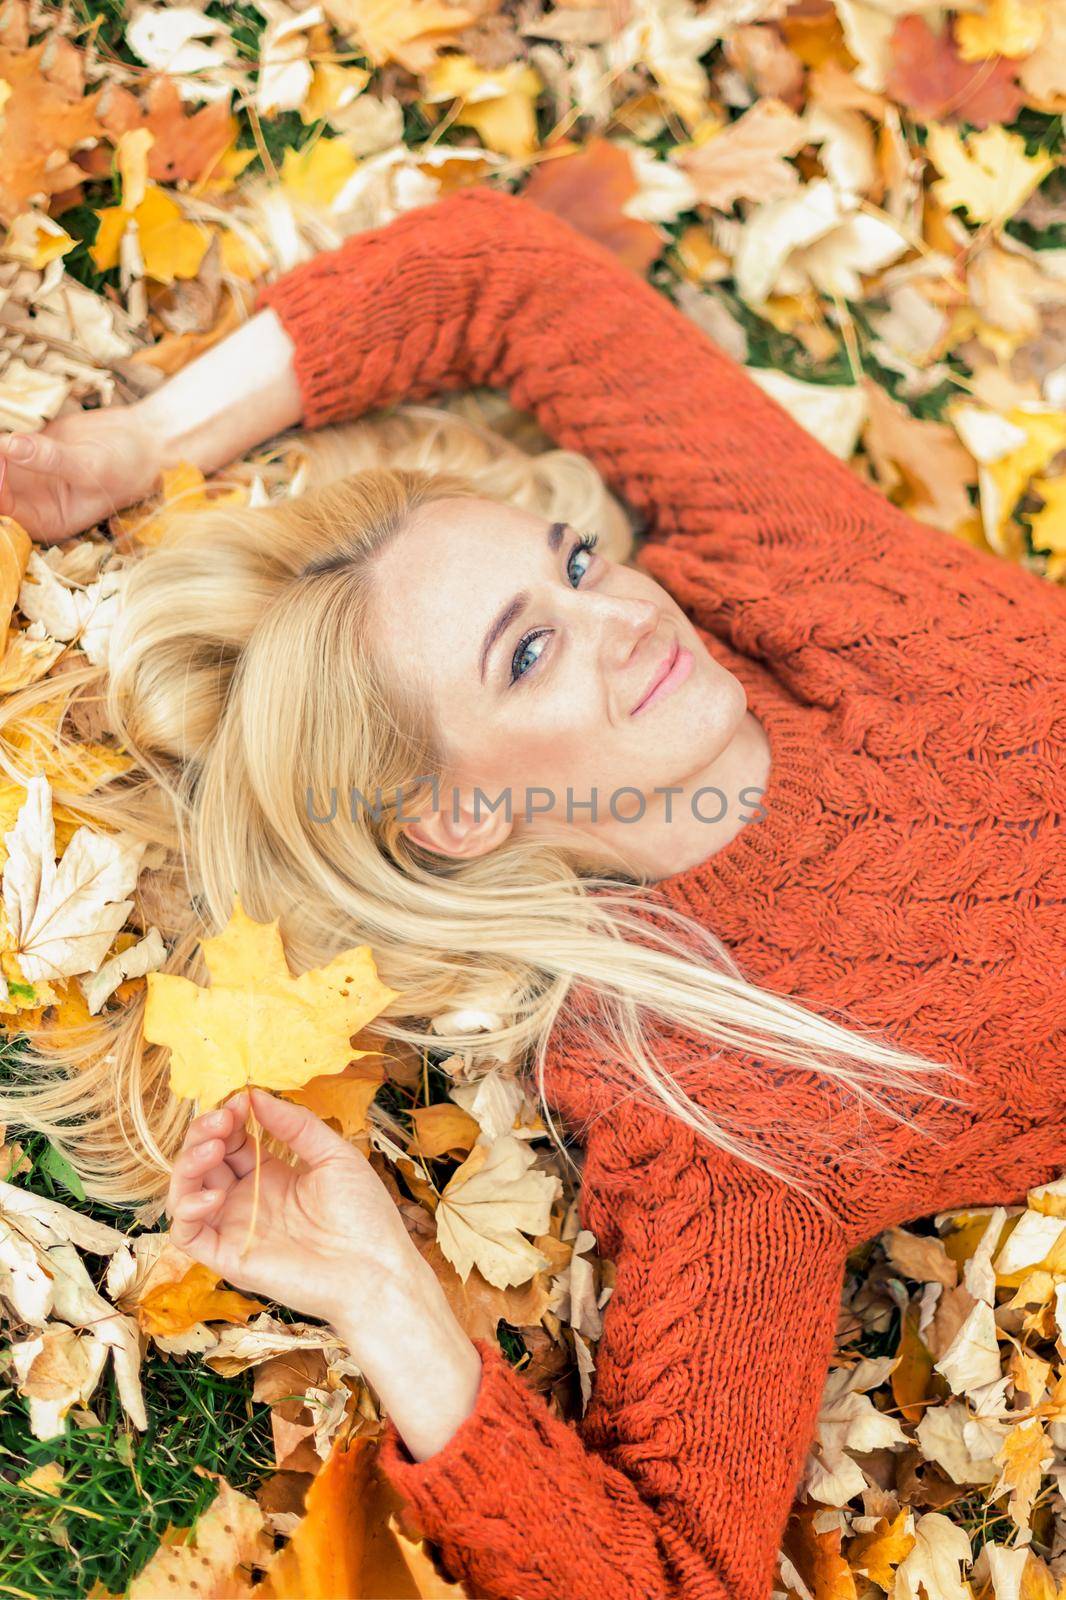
[591,593,659,668]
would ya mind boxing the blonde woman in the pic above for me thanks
[2,187,1064,1599]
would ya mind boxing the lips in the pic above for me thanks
[630,638,680,715]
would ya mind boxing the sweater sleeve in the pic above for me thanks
[373,1161,853,1600]
[253,184,921,565]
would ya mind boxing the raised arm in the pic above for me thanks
[253,184,911,560]
[372,1158,852,1600]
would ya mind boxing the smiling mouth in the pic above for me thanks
[630,638,680,716]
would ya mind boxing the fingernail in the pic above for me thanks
[8,436,32,460]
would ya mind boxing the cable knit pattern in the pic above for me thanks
[256,187,1066,1600]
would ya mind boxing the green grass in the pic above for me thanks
[0,1348,275,1599]
[0,1106,272,1599]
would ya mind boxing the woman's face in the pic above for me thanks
[371,495,748,863]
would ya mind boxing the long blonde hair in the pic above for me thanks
[0,397,973,1212]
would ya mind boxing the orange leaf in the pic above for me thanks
[91,77,239,186]
[521,138,664,274]
[845,1509,916,1591]
[138,1262,266,1337]
[407,1103,480,1160]
[786,1507,859,1600]
[890,1308,935,1423]
[256,1438,374,1599]
[885,14,1024,129]
[0,42,103,225]
[282,1060,386,1138]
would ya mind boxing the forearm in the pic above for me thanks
[253,185,912,559]
[332,1259,484,1463]
[136,308,304,476]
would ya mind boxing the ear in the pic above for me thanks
[402,788,514,861]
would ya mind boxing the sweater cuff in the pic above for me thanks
[375,1335,545,1535]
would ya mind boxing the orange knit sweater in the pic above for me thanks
[256,187,1066,1600]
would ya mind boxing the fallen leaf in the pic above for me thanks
[125,6,238,86]
[91,183,213,284]
[885,14,1024,129]
[322,0,480,75]
[422,54,543,160]
[435,1133,561,1289]
[282,1060,386,1137]
[408,1102,481,1159]
[139,1262,267,1337]
[79,925,166,1015]
[143,893,399,1109]
[128,1474,273,1599]
[0,43,103,225]
[955,0,1047,63]
[93,77,239,186]
[256,1436,374,1597]
[925,122,1055,228]
[674,99,810,208]
[521,137,664,273]
[0,514,30,634]
[862,379,976,533]
[1,773,146,983]
[989,1416,1052,1532]
[846,1508,916,1590]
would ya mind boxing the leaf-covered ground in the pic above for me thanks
[0,0,1064,1595]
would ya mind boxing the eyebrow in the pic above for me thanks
[478,521,568,683]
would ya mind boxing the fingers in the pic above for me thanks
[166,1092,251,1213]
[0,432,82,481]
[248,1087,351,1168]
[169,1191,224,1262]
[203,1096,258,1187]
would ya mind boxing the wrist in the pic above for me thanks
[134,308,304,480]
[332,1262,485,1463]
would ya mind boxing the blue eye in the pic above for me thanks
[509,533,600,686]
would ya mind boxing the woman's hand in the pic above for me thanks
[167,1087,486,1461]
[167,1086,422,1334]
[0,309,305,546]
[0,405,163,544]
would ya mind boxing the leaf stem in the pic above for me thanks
[238,1101,262,1259]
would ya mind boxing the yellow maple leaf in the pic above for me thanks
[0,515,30,635]
[422,55,543,160]
[925,124,1055,228]
[846,1509,916,1590]
[280,137,359,211]
[990,1416,1053,1530]
[324,0,479,75]
[143,894,400,1110]
[90,184,212,285]
[949,402,1066,559]
[1029,474,1066,557]
[956,0,1047,61]
[113,462,248,549]
[299,62,371,126]
[138,1262,266,1337]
